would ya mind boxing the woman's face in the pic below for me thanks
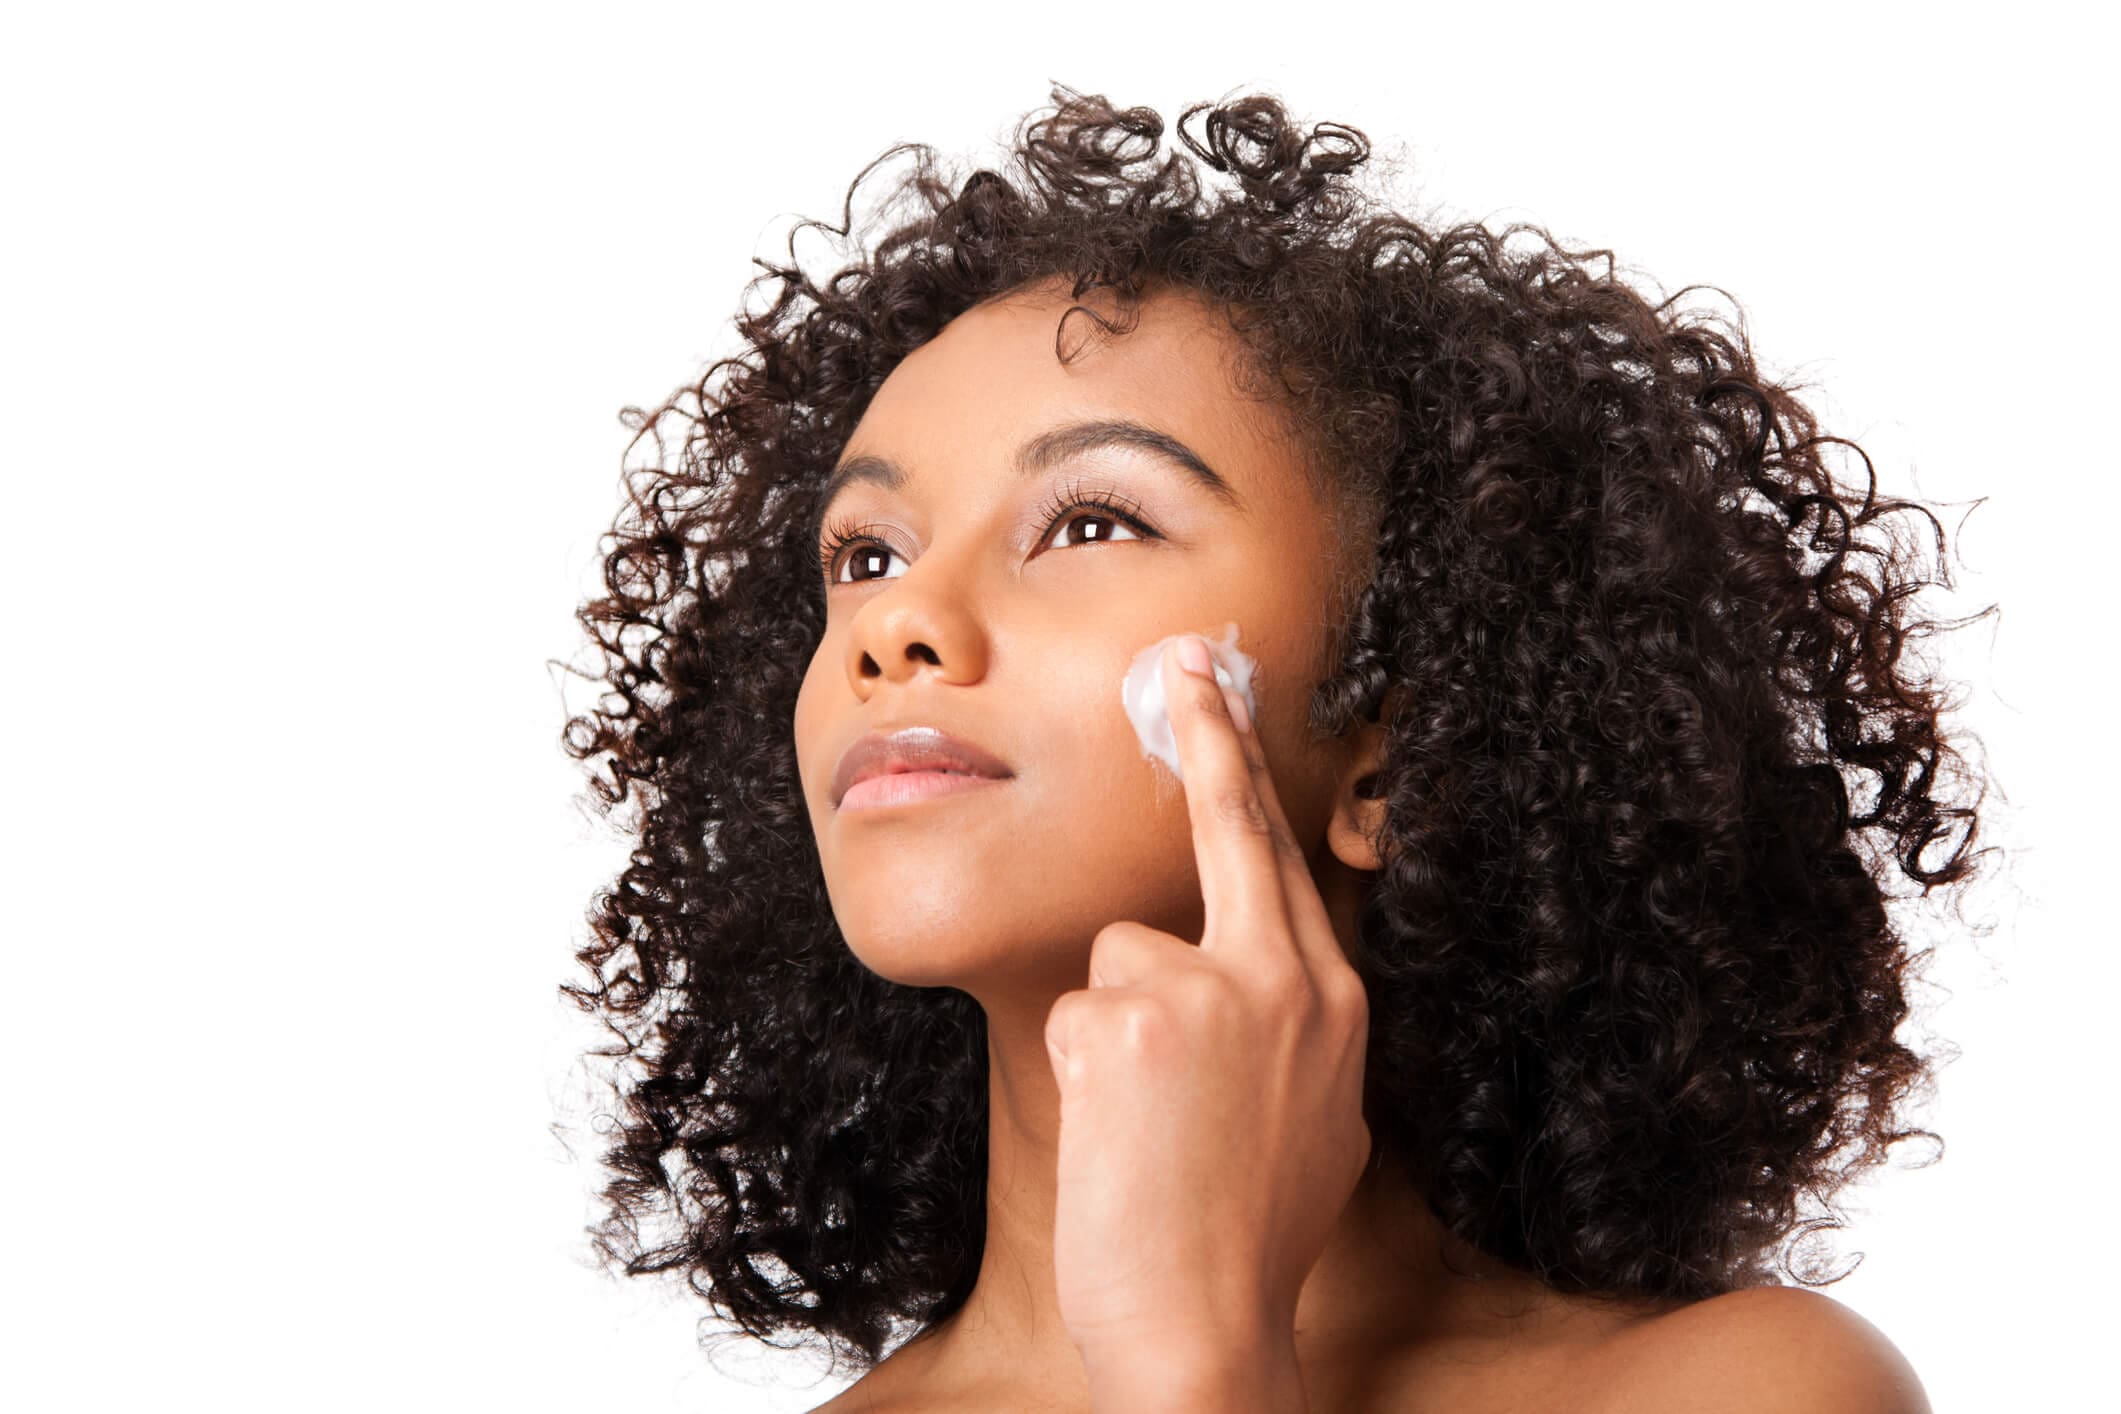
[793,278,1372,996]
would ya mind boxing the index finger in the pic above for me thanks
[1160,636,1294,958]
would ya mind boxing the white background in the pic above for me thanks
[4,3,2108,1410]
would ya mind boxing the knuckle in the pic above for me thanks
[1212,785,1274,838]
[1351,1119,1376,1176]
[1249,957,1313,1010]
[1114,993,1174,1049]
[1043,992,1078,1044]
[1266,819,1305,866]
[1325,968,1371,1023]
[1192,677,1232,721]
[1089,918,1152,967]
[1099,918,1155,948]
[1181,964,1237,1011]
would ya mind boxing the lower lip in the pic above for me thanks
[839,770,1010,812]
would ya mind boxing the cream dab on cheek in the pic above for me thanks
[1120,622,1259,782]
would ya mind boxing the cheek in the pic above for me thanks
[1118,624,1261,784]
[987,702,1211,953]
[795,616,1308,969]
[813,663,1213,977]
[792,651,834,806]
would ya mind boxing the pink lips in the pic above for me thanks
[832,724,1013,810]
[839,770,1008,811]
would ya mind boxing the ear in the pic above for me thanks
[1324,684,1408,874]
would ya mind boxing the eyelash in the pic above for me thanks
[816,477,1159,585]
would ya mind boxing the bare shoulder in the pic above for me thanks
[801,1378,870,1414]
[803,1363,904,1414]
[1591,1286,1932,1414]
[801,1331,956,1414]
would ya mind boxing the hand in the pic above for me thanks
[1043,633,1375,1369]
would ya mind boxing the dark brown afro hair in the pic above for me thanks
[558,83,1998,1378]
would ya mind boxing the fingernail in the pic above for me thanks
[1225,687,1252,734]
[1176,635,1212,677]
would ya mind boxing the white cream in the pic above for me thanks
[1120,622,1259,782]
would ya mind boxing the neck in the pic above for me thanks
[893,854,1656,1399]
[913,991,1584,1398]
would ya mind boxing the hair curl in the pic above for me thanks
[557,83,1998,1379]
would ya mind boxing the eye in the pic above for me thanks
[817,478,1159,587]
[1036,495,1151,553]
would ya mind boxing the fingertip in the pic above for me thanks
[1175,633,1213,678]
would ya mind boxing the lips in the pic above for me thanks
[831,724,1014,807]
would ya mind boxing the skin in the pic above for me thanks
[791,277,1726,1411]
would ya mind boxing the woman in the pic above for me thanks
[561,85,1982,1411]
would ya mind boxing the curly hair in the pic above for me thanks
[557,83,1997,1379]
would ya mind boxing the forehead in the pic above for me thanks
[845,278,1305,483]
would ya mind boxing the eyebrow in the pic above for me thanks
[808,416,1243,544]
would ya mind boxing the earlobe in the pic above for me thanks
[1324,683,1409,874]
[1325,719,1391,874]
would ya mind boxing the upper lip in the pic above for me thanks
[832,724,1014,806]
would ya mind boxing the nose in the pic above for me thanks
[843,582,990,699]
